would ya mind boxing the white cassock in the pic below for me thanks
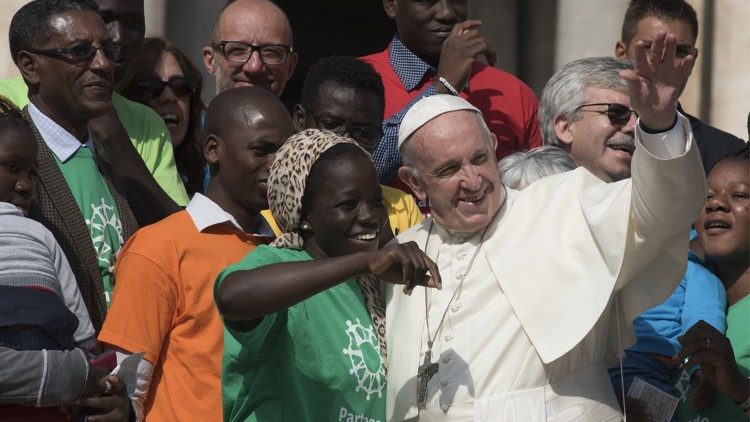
[385,114,706,421]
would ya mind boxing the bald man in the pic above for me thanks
[203,0,298,96]
[99,87,295,421]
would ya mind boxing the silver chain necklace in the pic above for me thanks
[416,188,506,406]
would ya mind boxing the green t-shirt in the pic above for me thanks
[55,146,123,306]
[0,76,189,206]
[675,294,750,421]
[215,245,386,422]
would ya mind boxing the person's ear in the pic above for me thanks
[398,166,427,202]
[383,0,398,19]
[204,134,221,165]
[553,114,575,150]
[16,52,40,85]
[203,45,217,74]
[614,40,628,60]
[292,103,307,132]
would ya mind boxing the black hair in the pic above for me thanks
[9,0,98,64]
[301,143,372,214]
[300,56,385,114]
[0,96,35,144]
[621,0,699,46]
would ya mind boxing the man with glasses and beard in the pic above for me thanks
[539,57,639,183]
[202,0,297,96]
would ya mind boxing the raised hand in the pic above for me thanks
[436,20,497,94]
[367,241,442,295]
[619,32,695,131]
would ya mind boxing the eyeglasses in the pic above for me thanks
[575,103,638,126]
[25,42,123,66]
[306,108,383,150]
[214,41,294,65]
[132,77,195,101]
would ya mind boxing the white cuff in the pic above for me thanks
[636,112,690,159]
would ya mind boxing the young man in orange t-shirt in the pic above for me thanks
[99,87,294,421]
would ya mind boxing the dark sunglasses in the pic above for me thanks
[26,42,123,66]
[133,77,195,100]
[575,103,638,126]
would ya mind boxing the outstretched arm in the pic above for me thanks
[216,242,441,323]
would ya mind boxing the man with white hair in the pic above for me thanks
[386,33,706,420]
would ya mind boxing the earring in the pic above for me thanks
[300,222,310,230]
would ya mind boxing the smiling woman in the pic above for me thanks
[119,37,205,196]
[213,129,441,422]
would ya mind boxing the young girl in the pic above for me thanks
[215,130,441,421]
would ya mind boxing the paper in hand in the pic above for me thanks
[626,376,679,422]
[110,352,144,395]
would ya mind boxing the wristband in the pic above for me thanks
[437,77,460,96]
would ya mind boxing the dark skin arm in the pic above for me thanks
[434,20,497,94]
[216,241,441,324]
[675,320,749,405]
[89,108,181,226]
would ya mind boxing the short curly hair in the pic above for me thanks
[300,56,385,114]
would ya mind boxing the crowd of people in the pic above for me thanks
[0,0,747,421]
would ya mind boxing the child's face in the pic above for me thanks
[0,125,37,216]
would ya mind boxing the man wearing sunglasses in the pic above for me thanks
[8,0,138,419]
[539,57,640,183]
[0,0,189,226]
[203,0,298,97]
[615,0,745,175]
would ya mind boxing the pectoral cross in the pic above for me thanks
[417,348,439,407]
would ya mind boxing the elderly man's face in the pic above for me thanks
[384,0,467,64]
[203,0,297,96]
[400,110,502,234]
[93,0,145,83]
[557,86,636,183]
[25,10,114,126]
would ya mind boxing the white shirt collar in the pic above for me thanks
[27,102,94,162]
[186,193,244,232]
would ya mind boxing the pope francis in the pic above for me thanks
[386,33,706,421]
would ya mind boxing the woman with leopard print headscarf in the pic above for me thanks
[214,129,441,422]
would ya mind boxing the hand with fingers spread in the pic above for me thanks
[675,320,749,405]
[435,20,497,94]
[367,241,442,295]
[619,31,695,131]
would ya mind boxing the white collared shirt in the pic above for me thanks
[186,193,274,237]
[186,193,243,232]
[27,102,94,162]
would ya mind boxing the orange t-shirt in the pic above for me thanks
[99,210,264,421]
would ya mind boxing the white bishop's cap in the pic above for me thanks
[397,94,482,151]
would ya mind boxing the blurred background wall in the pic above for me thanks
[1,0,747,139]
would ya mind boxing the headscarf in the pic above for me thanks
[268,129,361,249]
[266,129,387,361]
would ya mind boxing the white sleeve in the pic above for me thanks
[115,350,154,422]
[636,112,689,159]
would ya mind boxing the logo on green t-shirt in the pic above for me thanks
[342,319,386,401]
[85,198,124,273]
